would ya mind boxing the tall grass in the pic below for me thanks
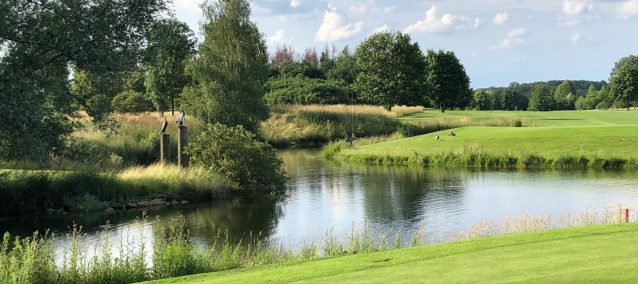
[0,165,237,216]
[261,105,432,147]
[0,206,632,283]
[328,146,637,170]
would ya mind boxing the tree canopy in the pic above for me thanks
[0,0,168,161]
[528,84,554,111]
[182,0,269,133]
[354,32,426,110]
[609,55,638,109]
[424,50,471,112]
[145,19,196,115]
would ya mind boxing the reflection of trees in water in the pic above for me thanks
[350,166,467,224]
[173,196,284,244]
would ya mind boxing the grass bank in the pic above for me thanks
[328,125,638,169]
[0,165,237,216]
[260,105,530,147]
[149,222,638,283]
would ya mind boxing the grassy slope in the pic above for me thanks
[399,109,638,127]
[345,125,638,159]
[147,223,638,283]
[339,110,638,165]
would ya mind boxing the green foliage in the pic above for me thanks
[145,19,196,115]
[264,77,353,105]
[112,91,155,113]
[0,0,168,161]
[554,80,577,110]
[188,124,287,192]
[425,50,472,112]
[184,0,269,133]
[471,89,491,110]
[326,48,357,84]
[609,55,638,108]
[528,84,555,111]
[278,62,324,79]
[354,32,426,109]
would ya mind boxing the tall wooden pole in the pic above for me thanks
[178,126,189,167]
[160,133,170,165]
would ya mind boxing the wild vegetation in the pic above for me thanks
[0,207,631,284]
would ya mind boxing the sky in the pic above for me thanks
[172,0,638,88]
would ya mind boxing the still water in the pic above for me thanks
[2,150,638,250]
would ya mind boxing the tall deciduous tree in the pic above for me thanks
[424,50,472,112]
[609,55,638,109]
[528,84,554,111]
[0,0,167,161]
[145,19,196,116]
[554,80,576,110]
[354,32,426,110]
[182,0,269,133]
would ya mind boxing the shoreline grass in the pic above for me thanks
[147,222,638,284]
[327,125,638,170]
[0,207,632,284]
[0,164,238,216]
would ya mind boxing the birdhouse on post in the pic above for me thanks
[176,111,189,168]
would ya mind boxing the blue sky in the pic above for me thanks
[172,0,638,88]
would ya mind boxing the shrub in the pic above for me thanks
[187,124,287,193]
[112,90,154,113]
[264,77,353,105]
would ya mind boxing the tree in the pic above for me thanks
[145,19,196,116]
[528,84,554,111]
[271,45,295,68]
[554,80,577,110]
[327,46,358,84]
[0,0,168,161]
[354,32,426,109]
[112,90,154,113]
[424,50,472,112]
[472,89,491,110]
[609,55,638,109]
[183,0,269,133]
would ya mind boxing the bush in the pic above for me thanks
[187,124,287,193]
[112,90,154,113]
[264,77,353,105]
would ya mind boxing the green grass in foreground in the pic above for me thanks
[333,125,638,169]
[147,222,638,283]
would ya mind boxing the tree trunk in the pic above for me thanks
[440,102,446,113]
[171,98,175,116]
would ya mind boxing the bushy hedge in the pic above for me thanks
[264,77,354,105]
[187,124,287,193]
[112,90,154,113]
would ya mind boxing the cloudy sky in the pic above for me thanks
[172,0,638,87]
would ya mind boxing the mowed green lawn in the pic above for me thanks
[400,109,638,127]
[147,223,638,283]
[345,125,638,160]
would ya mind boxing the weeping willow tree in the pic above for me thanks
[182,0,269,133]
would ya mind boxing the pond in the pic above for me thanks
[1,150,638,252]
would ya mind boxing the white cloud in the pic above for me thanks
[315,9,364,42]
[493,12,509,25]
[403,5,481,35]
[372,25,389,34]
[617,0,638,19]
[174,0,203,14]
[348,1,395,15]
[290,0,300,8]
[494,28,530,49]
[571,33,582,43]
[562,0,592,16]
[267,30,286,46]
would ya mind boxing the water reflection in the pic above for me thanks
[2,150,638,252]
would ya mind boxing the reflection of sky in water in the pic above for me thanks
[3,150,638,259]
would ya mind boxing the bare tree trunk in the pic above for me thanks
[440,102,446,113]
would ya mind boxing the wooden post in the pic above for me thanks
[178,126,189,167]
[623,209,630,223]
[160,134,170,165]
